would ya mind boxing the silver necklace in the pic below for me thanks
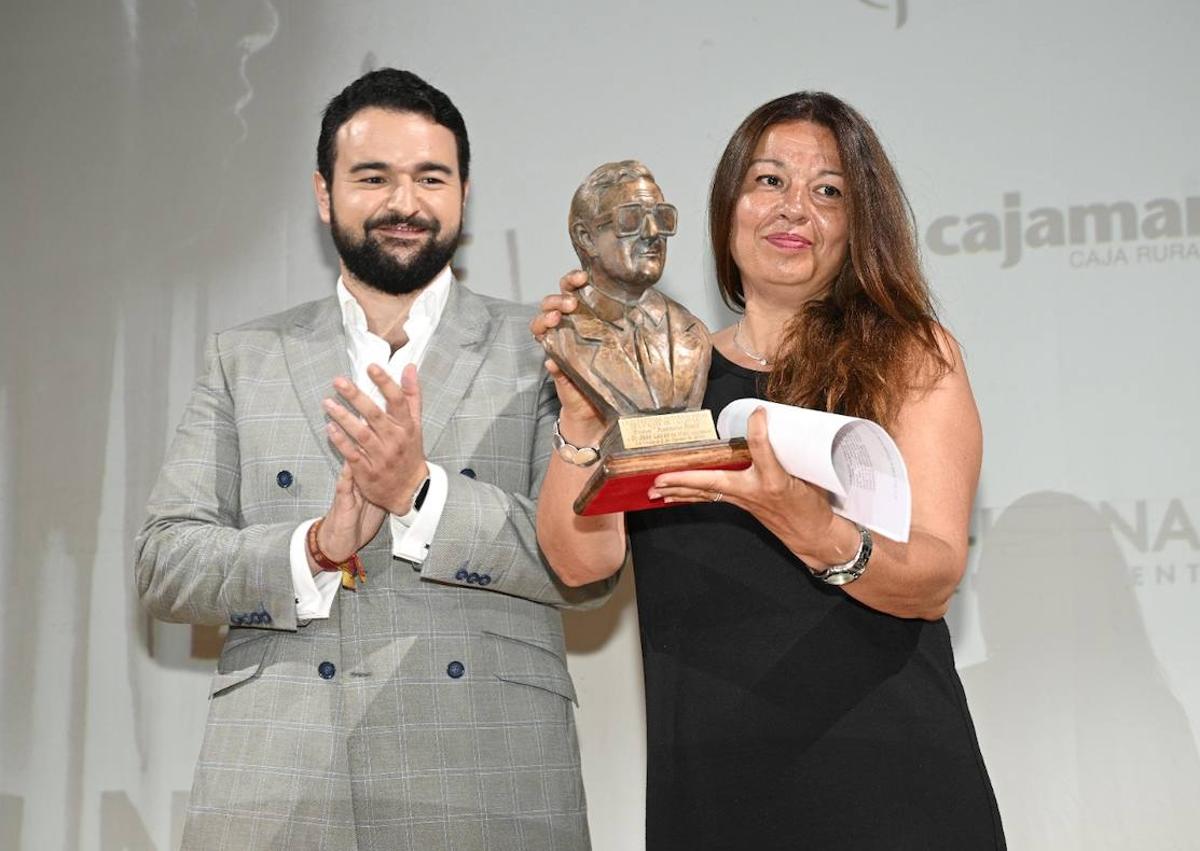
[733,319,772,367]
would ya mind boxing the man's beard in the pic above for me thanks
[330,207,461,296]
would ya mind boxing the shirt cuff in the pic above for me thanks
[390,463,449,564]
[289,518,340,619]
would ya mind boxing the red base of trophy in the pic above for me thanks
[574,438,751,515]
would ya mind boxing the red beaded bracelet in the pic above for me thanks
[307,518,365,591]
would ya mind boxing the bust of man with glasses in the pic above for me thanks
[543,160,710,422]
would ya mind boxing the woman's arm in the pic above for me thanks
[531,276,628,587]
[820,330,980,619]
[653,328,980,620]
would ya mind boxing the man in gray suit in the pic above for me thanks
[136,68,613,850]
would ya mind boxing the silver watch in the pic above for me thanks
[552,418,601,467]
[810,524,873,586]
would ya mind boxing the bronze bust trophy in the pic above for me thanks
[542,161,749,515]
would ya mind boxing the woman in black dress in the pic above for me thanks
[534,92,1004,849]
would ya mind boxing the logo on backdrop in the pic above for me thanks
[974,497,1200,591]
[860,0,908,28]
[925,193,1200,269]
[1101,498,1200,589]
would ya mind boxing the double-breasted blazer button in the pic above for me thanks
[446,661,465,679]
[459,468,476,478]
[276,470,294,489]
[455,568,470,581]
[318,661,336,680]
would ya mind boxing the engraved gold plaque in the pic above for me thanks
[617,410,718,450]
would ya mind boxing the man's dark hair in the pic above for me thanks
[316,68,470,186]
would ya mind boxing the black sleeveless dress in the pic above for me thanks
[626,350,1005,850]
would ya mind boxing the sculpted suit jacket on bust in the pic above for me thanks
[541,287,709,419]
[135,281,612,851]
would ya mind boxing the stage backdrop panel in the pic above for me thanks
[3,1,1198,848]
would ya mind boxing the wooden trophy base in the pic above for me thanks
[574,437,752,516]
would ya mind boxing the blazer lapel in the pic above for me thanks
[668,304,710,409]
[570,305,656,411]
[283,297,352,474]
[418,281,492,455]
[586,338,655,410]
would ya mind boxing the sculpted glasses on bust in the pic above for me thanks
[542,160,710,421]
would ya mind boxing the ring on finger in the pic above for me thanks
[711,491,724,503]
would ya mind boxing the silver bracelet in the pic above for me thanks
[551,418,601,467]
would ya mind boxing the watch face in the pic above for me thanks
[821,567,863,586]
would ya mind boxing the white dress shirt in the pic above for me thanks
[288,268,453,619]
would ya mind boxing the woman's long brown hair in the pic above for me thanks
[709,92,949,429]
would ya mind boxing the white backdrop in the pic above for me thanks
[3,1,1200,848]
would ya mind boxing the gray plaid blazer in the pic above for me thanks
[136,282,613,850]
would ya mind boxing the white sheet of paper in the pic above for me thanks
[716,399,911,542]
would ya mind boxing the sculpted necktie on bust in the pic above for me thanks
[628,306,673,410]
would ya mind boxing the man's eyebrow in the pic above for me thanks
[347,161,391,174]
[412,160,454,176]
[347,160,455,176]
